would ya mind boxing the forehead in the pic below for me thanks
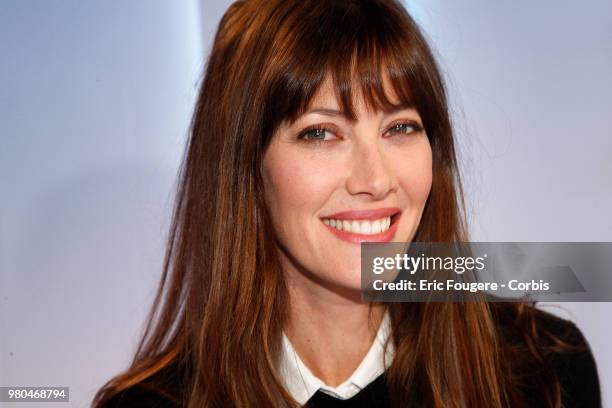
[306,72,405,116]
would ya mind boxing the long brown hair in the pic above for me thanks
[94,1,573,406]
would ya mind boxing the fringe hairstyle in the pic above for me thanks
[94,1,576,406]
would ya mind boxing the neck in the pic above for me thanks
[282,259,386,387]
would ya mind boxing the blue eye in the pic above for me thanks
[302,128,328,140]
[385,122,422,136]
[297,126,338,143]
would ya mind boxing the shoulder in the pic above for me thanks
[536,309,601,407]
[101,385,178,408]
[99,362,183,408]
[496,305,601,407]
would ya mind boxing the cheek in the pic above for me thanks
[262,147,339,231]
[394,142,433,202]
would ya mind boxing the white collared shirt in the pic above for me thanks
[279,311,395,406]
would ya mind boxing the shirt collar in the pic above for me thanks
[278,310,394,405]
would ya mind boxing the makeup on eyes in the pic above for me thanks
[295,118,424,144]
[296,122,341,143]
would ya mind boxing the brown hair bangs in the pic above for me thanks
[257,0,447,152]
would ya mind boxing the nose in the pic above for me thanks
[345,139,395,199]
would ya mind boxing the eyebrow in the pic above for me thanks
[305,102,416,117]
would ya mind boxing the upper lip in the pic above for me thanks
[321,207,400,221]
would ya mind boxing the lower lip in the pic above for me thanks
[322,214,401,244]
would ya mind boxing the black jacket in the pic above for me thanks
[102,309,601,408]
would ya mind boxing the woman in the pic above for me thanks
[94,0,601,407]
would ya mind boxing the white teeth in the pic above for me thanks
[372,219,381,233]
[323,216,392,234]
[343,220,351,232]
[361,220,372,234]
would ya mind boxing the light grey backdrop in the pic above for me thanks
[1,1,610,406]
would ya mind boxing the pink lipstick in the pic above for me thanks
[320,207,401,244]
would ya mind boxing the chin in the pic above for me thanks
[322,271,364,294]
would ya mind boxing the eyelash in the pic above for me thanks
[296,121,424,144]
[385,121,424,136]
[296,124,340,144]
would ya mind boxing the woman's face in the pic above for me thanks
[262,77,432,292]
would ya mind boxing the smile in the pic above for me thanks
[323,217,391,234]
[320,207,401,244]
